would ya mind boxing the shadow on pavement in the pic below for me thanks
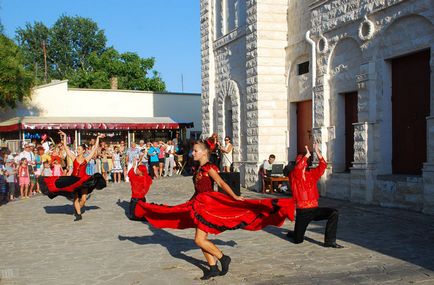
[116,199,130,217]
[265,199,434,271]
[118,227,237,273]
[116,199,237,273]
[262,226,324,247]
[43,204,100,215]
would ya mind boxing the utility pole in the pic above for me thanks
[42,41,47,83]
[181,74,184,92]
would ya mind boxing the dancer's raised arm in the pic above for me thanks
[58,130,76,161]
[85,134,105,163]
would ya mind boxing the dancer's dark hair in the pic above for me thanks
[195,139,211,154]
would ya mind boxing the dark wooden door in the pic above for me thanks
[392,49,430,175]
[297,100,313,154]
[344,92,358,172]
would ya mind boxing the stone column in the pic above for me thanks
[349,62,377,204]
[200,0,215,137]
[243,0,289,189]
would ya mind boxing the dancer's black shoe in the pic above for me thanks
[219,254,231,276]
[200,265,220,280]
[74,213,82,221]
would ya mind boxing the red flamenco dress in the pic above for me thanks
[39,159,106,199]
[133,163,295,234]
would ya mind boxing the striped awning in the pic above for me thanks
[0,117,194,132]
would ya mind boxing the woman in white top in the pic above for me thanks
[164,140,176,177]
[220,136,233,172]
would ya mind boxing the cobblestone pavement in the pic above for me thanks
[0,175,433,285]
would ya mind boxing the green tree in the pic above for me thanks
[15,22,51,84]
[0,33,34,108]
[69,48,166,91]
[16,15,166,91]
[49,15,106,78]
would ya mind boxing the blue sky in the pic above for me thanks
[0,0,201,93]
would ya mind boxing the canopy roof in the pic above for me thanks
[0,117,194,132]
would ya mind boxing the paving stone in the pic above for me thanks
[0,175,433,284]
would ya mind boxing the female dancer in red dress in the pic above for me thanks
[38,131,106,221]
[132,140,295,279]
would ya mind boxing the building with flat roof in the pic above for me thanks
[0,80,201,151]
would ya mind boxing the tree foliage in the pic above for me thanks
[16,15,165,91]
[0,33,34,108]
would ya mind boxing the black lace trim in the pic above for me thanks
[191,198,281,232]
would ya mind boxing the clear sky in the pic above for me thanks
[0,0,201,93]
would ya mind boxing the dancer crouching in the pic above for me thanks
[128,157,153,221]
[287,143,343,248]
[132,140,295,279]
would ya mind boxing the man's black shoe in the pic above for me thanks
[324,242,344,248]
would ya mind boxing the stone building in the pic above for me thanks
[200,0,434,214]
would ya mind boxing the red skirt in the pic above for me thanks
[38,174,106,199]
[133,192,295,234]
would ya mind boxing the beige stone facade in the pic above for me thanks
[201,0,434,214]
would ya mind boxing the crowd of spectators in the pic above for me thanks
[0,132,199,205]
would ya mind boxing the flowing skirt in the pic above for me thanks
[133,192,295,234]
[38,173,106,199]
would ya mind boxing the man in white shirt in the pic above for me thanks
[263,154,276,173]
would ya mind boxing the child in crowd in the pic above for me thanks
[5,159,16,201]
[18,158,30,199]
[52,157,62,176]
[41,160,53,177]
[112,146,123,183]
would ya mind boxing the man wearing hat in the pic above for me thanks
[287,144,343,248]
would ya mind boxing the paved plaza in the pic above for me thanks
[0,175,433,285]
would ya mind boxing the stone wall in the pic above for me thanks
[310,0,434,213]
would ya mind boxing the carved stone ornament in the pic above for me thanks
[317,34,329,54]
[358,15,375,41]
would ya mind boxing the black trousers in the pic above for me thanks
[293,207,339,244]
[129,197,147,221]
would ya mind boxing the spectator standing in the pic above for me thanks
[148,141,160,179]
[125,142,140,182]
[18,158,30,199]
[5,159,16,201]
[119,141,127,182]
[164,140,175,177]
[19,143,36,195]
[207,133,221,167]
[158,141,166,177]
[221,136,234,172]
[172,132,180,150]
[100,148,110,182]
[0,161,7,203]
[40,160,53,177]
[112,146,123,183]
[138,140,146,151]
